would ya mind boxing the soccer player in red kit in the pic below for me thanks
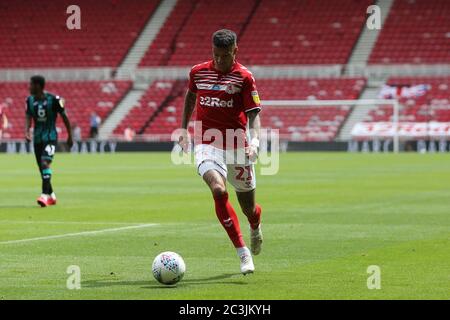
[179,29,263,274]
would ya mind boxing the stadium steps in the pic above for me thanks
[139,80,186,134]
[98,84,150,139]
[337,86,382,141]
[344,0,394,72]
[116,0,178,78]
[159,1,197,66]
[237,0,262,39]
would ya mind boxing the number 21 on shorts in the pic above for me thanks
[235,166,252,181]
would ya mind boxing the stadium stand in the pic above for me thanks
[113,80,178,136]
[143,94,186,136]
[0,0,160,68]
[128,78,367,141]
[238,0,372,65]
[137,0,194,66]
[259,78,367,141]
[369,0,450,64]
[1,0,449,145]
[365,77,450,122]
[139,0,372,66]
[139,0,256,66]
[0,81,132,139]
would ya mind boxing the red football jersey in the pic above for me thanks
[188,60,261,148]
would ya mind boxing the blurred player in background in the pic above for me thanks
[25,75,73,207]
[0,103,8,140]
[179,29,263,274]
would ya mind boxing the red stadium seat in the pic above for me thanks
[139,0,371,66]
[0,0,159,68]
[113,80,177,135]
[369,0,450,64]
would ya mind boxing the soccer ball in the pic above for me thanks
[152,251,186,285]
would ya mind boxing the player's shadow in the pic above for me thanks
[83,273,247,289]
[145,272,248,289]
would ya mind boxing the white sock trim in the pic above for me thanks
[237,246,249,256]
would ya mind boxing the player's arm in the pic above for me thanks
[61,112,73,148]
[179,89,196,152]
[2,113,8,130]
[25,114,32,142]
[56,97,73,148]
[179,67,198,152]
[246,110,261,160]
[181,89,196,129]
[25,99,32,142]
[243,74,262,160]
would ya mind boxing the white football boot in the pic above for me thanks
[250,224,263,255]
[237,247,254,275]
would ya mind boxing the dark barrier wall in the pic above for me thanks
[287,141,348,151]
[0,140,347,153]
[0,141,173,153]
[1,140,448,153]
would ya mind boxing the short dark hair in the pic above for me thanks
[30,75,45,89]
[212,29,237,48]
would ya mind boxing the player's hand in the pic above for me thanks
[67,136,73,149]
[178,130,190,153]
[246,137,259,162]
[25,131,32,143]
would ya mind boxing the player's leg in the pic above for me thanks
[42,143,56,204]
[236,189,261,228]
[202,168,254,274]
[41,159,53,194]
[34,143,42,171]
[228,163,263,255]
[236,189,263,255]
[34,143,47,207]
[36,143,56,207]
[195,144,254,274]
[202,168,245,249]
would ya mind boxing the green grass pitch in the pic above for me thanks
[0,152,449,300]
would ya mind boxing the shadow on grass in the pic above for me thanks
[83,273,247,289]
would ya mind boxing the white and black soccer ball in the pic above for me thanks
[152,251,186,285]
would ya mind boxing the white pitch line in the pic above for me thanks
[0,220,146,226]
[0,223,158,245]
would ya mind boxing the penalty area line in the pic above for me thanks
[0,223,159,245]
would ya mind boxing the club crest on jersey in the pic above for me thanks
[225,83,237,94]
